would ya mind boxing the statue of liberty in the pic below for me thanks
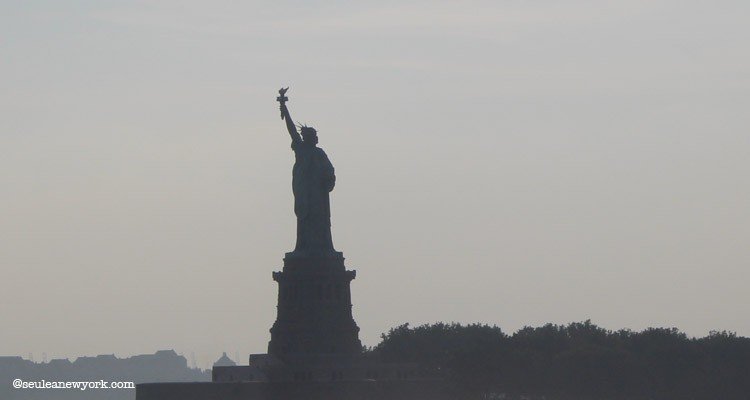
[277,88,336,256]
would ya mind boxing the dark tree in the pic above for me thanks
[370,321,750,400]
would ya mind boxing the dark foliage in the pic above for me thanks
[370,321,750,400]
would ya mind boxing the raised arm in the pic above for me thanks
[277,88,301,146]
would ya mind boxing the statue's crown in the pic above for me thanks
[299,125,317,136]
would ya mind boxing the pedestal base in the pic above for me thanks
[269,253,361,357]
[137,352,447,400]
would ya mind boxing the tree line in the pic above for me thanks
[368,321,750,400]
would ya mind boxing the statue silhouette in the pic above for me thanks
[277,88,336,256]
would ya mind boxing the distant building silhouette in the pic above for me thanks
[1,350,209,400]
[213,352,236,367]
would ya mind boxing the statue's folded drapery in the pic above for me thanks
[291,141,336,254]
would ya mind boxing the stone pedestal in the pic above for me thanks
[268,252,362,357]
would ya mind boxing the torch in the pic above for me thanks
[277,87,289,120]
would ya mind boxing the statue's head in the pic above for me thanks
[300,126,318,146]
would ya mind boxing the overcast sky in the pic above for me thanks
[1,0,749,368]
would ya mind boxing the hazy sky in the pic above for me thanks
[2,1,749,368]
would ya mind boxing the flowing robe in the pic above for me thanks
[291,142,336,254]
